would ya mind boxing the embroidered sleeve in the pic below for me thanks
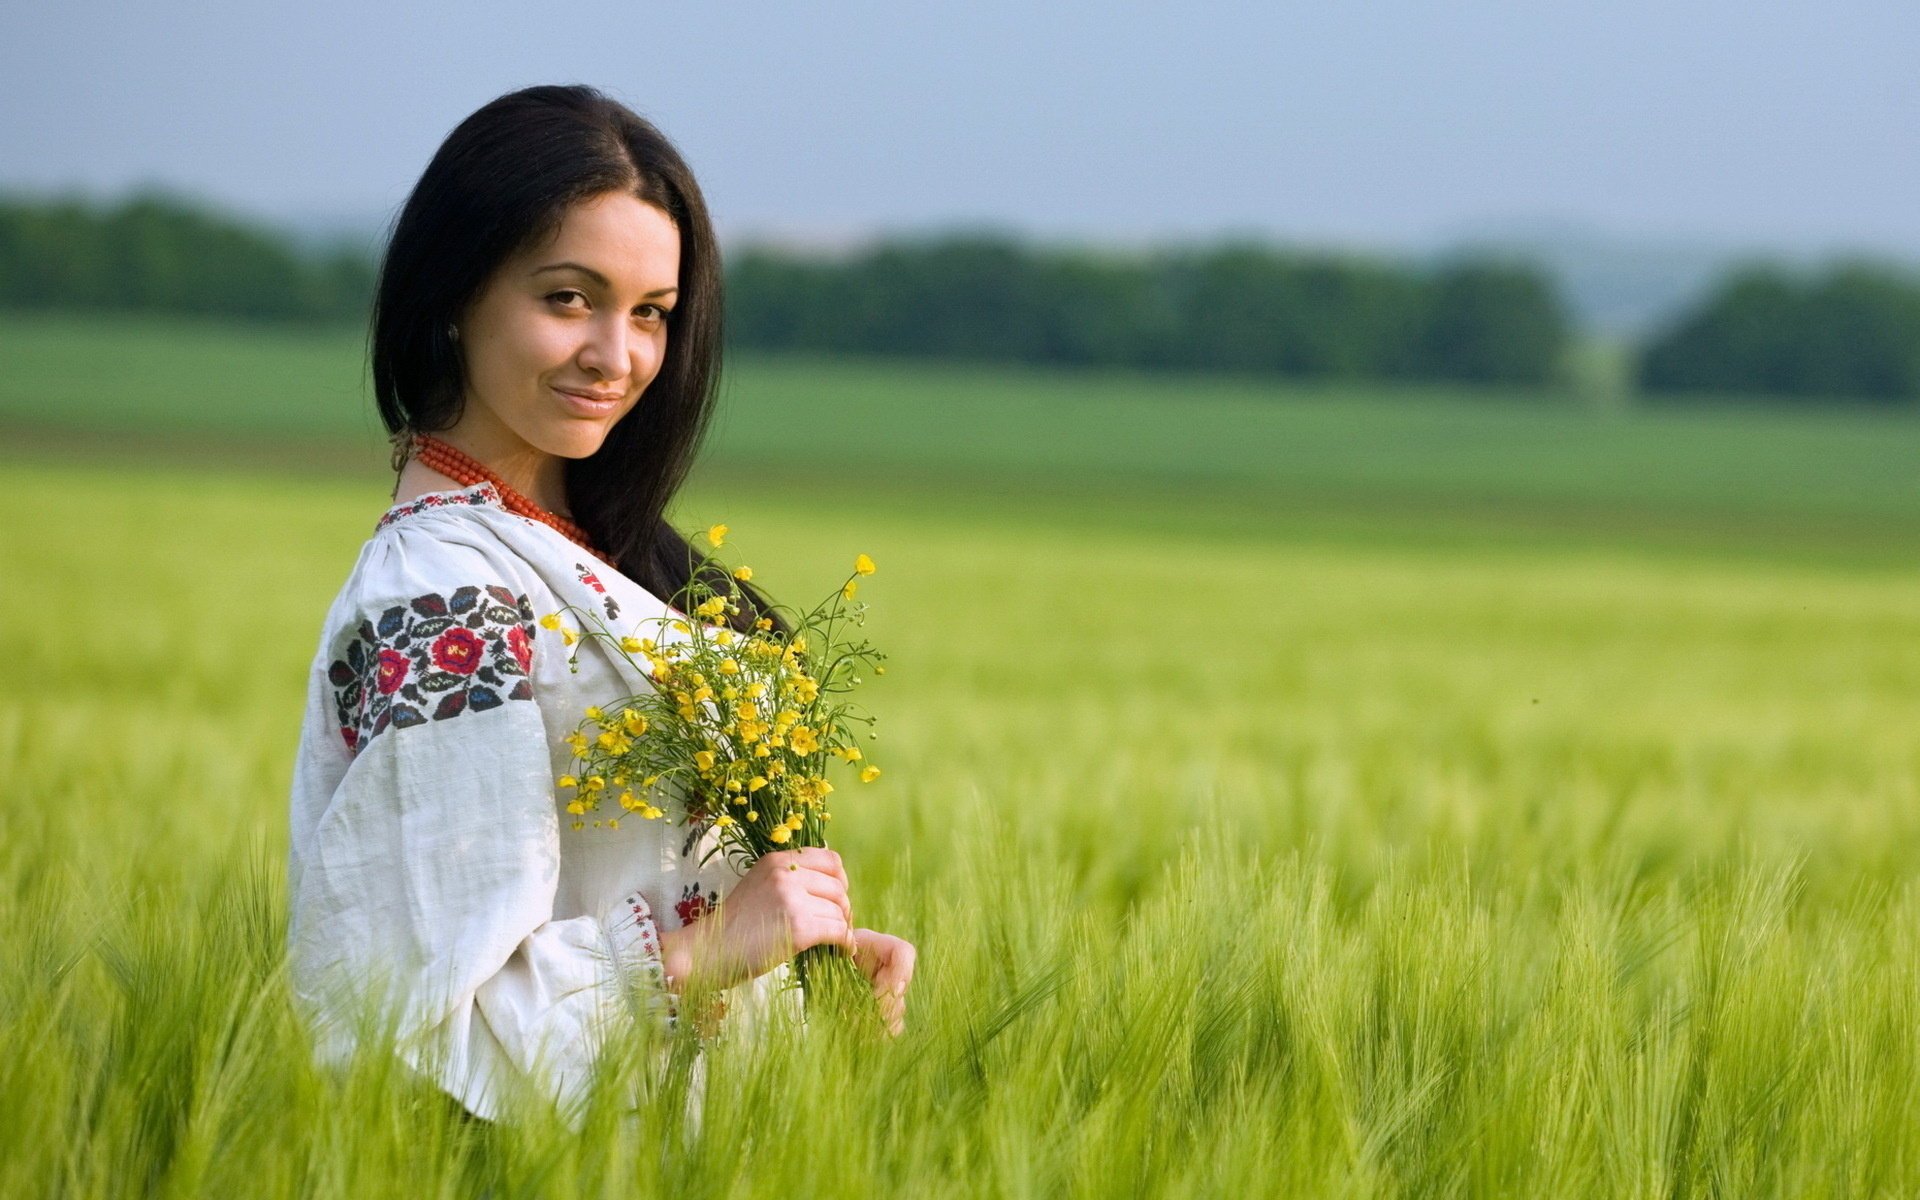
[287,532,677,1126]
[607,892,677,1024]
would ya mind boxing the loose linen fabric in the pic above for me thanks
[287,482,786,1122]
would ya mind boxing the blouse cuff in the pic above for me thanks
[606,891,678,1028]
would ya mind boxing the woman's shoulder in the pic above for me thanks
[332,483,555,624]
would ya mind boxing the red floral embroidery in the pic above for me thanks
[326,584,536,755]
[506,625,533,673]
[430,627,485,674]
[676,883,719,926]
[374,647,410,694]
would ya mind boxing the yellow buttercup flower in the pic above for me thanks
[707,523,728,547]
[719,657,740,675]
[539,613,562,630]
[768,826,791,844]
[842,580,857,600]
[854,553,875,575]
[861,765,882,783]
[561,628,578,646]
[558,774,577,788]
[619,636,644,653]
[789,726,820,755]
[695,596,727,619]
[584,706,603,721]
[733,565,753,581]
[716,629,735,646]
[714,814,736,828]
[566,800,587,815]
[694,749,716,772]
[754,617,773,631]
[748,775,767,792]
[622,709,648,736]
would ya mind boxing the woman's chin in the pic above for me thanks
[538,424,613,460]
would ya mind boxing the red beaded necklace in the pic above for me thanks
[407,432,608,561]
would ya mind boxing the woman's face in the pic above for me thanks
[453,190,682,462]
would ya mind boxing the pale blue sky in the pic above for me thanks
[3,1,1916,256]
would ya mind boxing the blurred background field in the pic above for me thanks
[5,2,1920,1194]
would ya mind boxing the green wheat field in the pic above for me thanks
[2,313,1918,1196]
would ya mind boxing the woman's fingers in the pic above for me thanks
[780,847,848,888]
[846,930,912,1036]
[796,896,855,955]
[792,867,852,926]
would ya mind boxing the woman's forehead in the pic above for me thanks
[521,194,679,287]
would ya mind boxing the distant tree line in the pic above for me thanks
[0,189,374,324]
[5,190,1918,404]
[728,235,1571,386]
[1637,262,1920,406]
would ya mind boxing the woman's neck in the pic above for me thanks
[392,428,572,520]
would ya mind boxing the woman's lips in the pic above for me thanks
[553,386,621,417]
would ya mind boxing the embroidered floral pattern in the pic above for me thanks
[373,482,502,534]
[327,584,536,754]
[675,882,719,927]
[575,561,620,621]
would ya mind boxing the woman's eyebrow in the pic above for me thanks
[532,261,677,297]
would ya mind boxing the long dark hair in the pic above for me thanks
[370,83,784,635]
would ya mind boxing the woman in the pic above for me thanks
[286,84,915,1125]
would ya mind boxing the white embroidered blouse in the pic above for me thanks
[286,481,788,1122]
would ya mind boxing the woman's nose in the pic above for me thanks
[577,317,629,380]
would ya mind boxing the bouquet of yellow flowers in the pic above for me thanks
[536,523,886,1005]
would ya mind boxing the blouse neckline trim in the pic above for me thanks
[374,481,504,534]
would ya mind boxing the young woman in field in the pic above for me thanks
[286,84,915,1124]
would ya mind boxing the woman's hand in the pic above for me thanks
[853,929,916,1036]
[657,847,854,996]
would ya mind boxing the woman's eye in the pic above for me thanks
[636,304,673,324]
[547,290,587,309]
